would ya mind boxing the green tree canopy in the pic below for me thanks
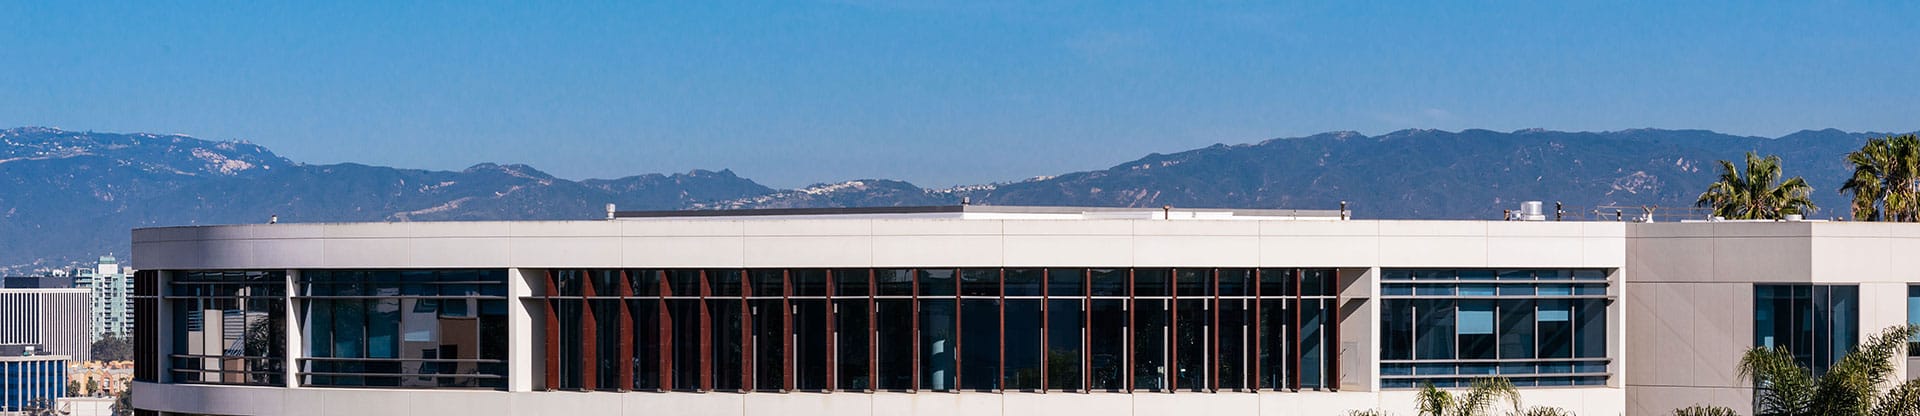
[1740,325,1920,416]
[1841,134,1920,221]
[1696,151,1817,219]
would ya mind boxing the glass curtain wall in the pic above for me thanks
[1379,269,1611,388]
[299,269,509,389]
[539,267,1340,394]
[166,270,287,386]
[1754,284,1858,375]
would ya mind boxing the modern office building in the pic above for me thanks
[0,288,92,362]
[76,256,134,341]
[1,354,71,413]
[121,205,1920,415]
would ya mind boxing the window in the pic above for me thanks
[539,267,1341,394]
[166,270,286,386]
[1379,269,1611,388]
[300,270,507,389]
[1909,286,1920,357]
[1755,284,1858,374]
[834,269,872,390]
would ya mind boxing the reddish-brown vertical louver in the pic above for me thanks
[699,270,713,392]
[618,270,635,391]
[1291,268,1303,391]
[1082,268,1091,394]
[657,271,673,391]
[783,269,795,392]
[824,269,837,392]
[543,270,561,391]
[998,268,1006,393]
[582,270,599,390]
[740,269,752,392]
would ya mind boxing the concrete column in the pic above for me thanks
[1609,268,1626,389]
[508,268,537,392]
[155,271,174,384]
[1335,266,1380,393]
[284,270,303,388]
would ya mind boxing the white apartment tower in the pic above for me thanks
[74,255,133,341]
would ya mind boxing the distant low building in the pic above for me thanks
[3,275,74,289]
[0,354,71,413]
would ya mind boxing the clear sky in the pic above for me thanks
[3,2,1917,188]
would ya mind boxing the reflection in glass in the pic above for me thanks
[835,298,871,390]
[300,269,507,389]
[170,270,286,386]
[794,300,829,391]
[751,299,784,391]
[1134,299,1169,391]
[1088,299,1127,392]
[1044,299,1081,392]
[1175,298,1208,391]
[1005,300,1042,391]
[1218,299,1251,390]
[710,299,743,391]
[920,298,956,391]
[875,300,914,390]
[960,299,1000,391]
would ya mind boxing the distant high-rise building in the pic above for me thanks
[0,288,90,361]
[74,256,133,341]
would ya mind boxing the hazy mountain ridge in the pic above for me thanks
[0,126,1900,273]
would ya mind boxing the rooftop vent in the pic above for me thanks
[1518,201,1547,221]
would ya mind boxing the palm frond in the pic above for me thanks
[1417,382,1454,416]
[1454,377,1521,416]
[1670,404,1739,416]
[1870,377,1920,416]
[1739,346,1814,415]
[1509,406,1575,416]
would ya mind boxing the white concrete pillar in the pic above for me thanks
[284,269,303,388]
[1609,268,1626,389]
[508,268,537,392]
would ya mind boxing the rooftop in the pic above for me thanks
[612,205,1348,221]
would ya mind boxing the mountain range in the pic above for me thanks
[0,126,1901,273]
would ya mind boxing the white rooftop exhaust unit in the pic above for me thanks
[1519,201,1547,221]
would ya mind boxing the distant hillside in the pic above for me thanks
[0,126,1899,273]
[0,127,770,272]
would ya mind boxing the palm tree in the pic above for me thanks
[1841,134,1920,221]
[1696,152,1817,219]
[112,387,133,416]
[1416,378,1519,416]
[1739,325,1920,416]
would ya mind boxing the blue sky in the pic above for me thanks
[3,2,1917,187]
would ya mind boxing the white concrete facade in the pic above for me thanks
[1622,221,1920,415]
[130,214,1641,416]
